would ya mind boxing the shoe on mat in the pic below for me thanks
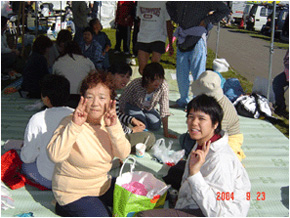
[114,50,120,54]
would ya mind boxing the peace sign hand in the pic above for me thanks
[72,96,91,126]
[104,100,117,127]
[188,140,211,176]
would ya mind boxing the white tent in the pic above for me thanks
[98,1,117,29]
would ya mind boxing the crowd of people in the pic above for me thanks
[1,1,288,217]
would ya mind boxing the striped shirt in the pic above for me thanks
[119,78,170,118]
[116,97,133,134]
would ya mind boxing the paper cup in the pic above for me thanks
[135,143,146,158]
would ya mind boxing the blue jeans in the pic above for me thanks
[125,103,161,130]
[55,178,116,217]
[176,38,207,108]
[21,162,52,189]
[272,72,289,110]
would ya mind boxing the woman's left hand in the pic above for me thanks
[104,100,117,127]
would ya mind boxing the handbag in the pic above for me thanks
[113,157,170,217]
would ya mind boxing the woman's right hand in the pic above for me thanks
[132,125,145,133]
[72,96,90,126]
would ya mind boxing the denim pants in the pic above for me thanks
[125,102,161,130]
[176,38,207,108]
[21,162,52,189]
[272,72,289,110]
[55,178,116,217]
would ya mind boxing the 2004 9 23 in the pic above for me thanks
[216,192,266,201]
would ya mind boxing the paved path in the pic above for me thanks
[207,26,288,106]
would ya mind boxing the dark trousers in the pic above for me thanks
[115,25,131,53]
[132,19,140,56]
[272,72,289,110]
[55,178,116,217]
[136,208,205,217]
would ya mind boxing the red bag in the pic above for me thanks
[1,149,48,190]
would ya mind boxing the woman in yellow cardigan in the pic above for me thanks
[47,71,131,217]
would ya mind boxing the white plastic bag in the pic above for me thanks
[151,139,185,166]
[213,58,230,73]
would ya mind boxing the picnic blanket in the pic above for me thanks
[1,67,289,217]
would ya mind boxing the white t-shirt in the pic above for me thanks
[20,107,74,180]
[52,54,96,94]
[137,1,170,43]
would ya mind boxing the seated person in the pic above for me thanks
[1,16,20,79]
[80,27,104,70]
[21,35,53,98]
[137,94,251,217]
[48,29,73,69]
[89,18,111,69]
[109,62,156,151]
[53,41,95,95]
[47,71,131,217]
[119,62,177,139]
[180,70,245,161]
[20,74,74,189]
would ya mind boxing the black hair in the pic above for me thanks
[56,29,72,45]
[83,26,94,35]
[32,35,53,55]
[186,94,224,134]
[1,16,8,29]
[108,62,132,76]
[89,18,103,30]
[56,40,84,61]
[41,74,70,107]
[142,62,165,87]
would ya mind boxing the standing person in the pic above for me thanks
[80,27,104,70]
[132,1,140,58]
[119,62,177,139]
[136,94,251,217]
[109,62,156,151]
[47,72,131,217]
[21,74,74,189]
[89,1,101,19]
[272,49,289,118]
[114,1,135,55]
[71,1,90,46]
[20,35,53,99]
[136,1,174,75]
[166,2,230,109]
[89,18,111,69]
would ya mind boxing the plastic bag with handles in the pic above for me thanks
[151,139,185,166]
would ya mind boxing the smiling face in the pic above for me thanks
[112,73,131,90]
[85,83,111,124]
[187,109,218,145]
[92,21,102,34]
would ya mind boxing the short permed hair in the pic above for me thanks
[142,62,165,87]
[40,74,70,107]
[32,35,53,55]
[186,94,224,134]
[80,70,116,100]
[108,62,132,76]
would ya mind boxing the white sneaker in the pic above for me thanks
[124,52,130,55]
[114,50,120,54]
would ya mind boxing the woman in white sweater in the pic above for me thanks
[52,41,95,95]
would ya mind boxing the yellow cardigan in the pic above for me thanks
[47,115,131,205]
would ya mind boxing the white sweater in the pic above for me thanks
[52,54,95,94]
[175,131,251,217]
[20,107,74,180]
